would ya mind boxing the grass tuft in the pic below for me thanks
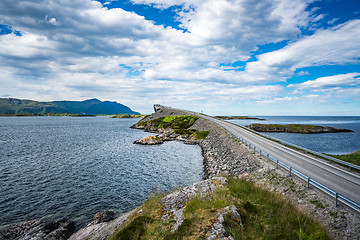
[109,216,153,240]
[138,115,199,130]
[193,131,209,140]
[163,218,195,240]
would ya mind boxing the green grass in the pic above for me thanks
[225,178,328,239]
[163,218,196,240]
[110,178,329,240]
[138,115,198,130]
[193,131,209,140]
[174,129,197,135]
[174,129,209,140]
[329,151,360,167]
[286,124,319,131]
[137,115,210,140]
[250,124,319,131]
[110,216,153,240]
[109,193,171,240]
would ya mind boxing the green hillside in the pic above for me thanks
[0,98,140,115]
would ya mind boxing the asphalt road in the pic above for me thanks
[180,109,360,208]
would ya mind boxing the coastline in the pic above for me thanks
[2,107,359,239]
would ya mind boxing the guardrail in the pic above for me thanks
[236,135,360,212]
[239,125,360,171]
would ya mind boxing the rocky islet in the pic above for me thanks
[247,123,354,134]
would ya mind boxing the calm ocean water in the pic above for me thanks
[228,116,360,155]
[0,117,203,228]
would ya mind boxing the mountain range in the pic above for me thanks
[0,98,140,115]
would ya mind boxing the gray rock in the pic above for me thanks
[208,205,242,240]
[161,177,227,231]
[68,209,136,240]
[133,135,163,145]
[91,211,115,225]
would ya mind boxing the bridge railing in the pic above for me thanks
[236,136,360,212]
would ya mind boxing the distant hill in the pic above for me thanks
[0,98,140,115]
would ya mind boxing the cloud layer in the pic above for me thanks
[0,0,359,115]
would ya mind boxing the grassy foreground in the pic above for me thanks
[329,151,360,167]
[109,178,329,240]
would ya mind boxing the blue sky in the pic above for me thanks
[0,0,359,115]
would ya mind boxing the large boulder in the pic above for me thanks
[133,135,163,145]
[91,211,115,225]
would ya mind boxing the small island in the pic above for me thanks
[247,123,354,134]
[110,114,147,118]
[215,116,265,120]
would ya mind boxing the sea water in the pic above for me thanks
[0,116,203,228]
[228,116,360,155]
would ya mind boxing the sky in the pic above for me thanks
[0,0,359,115]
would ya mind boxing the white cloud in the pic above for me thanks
[327,18,339,25]
[0,32,56,58]
[288,73,360,90]
[0,0,318,80]
[132,0,315,50]
[244,20,360,82]
[0,0,359,114]
[256,96,296,104]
